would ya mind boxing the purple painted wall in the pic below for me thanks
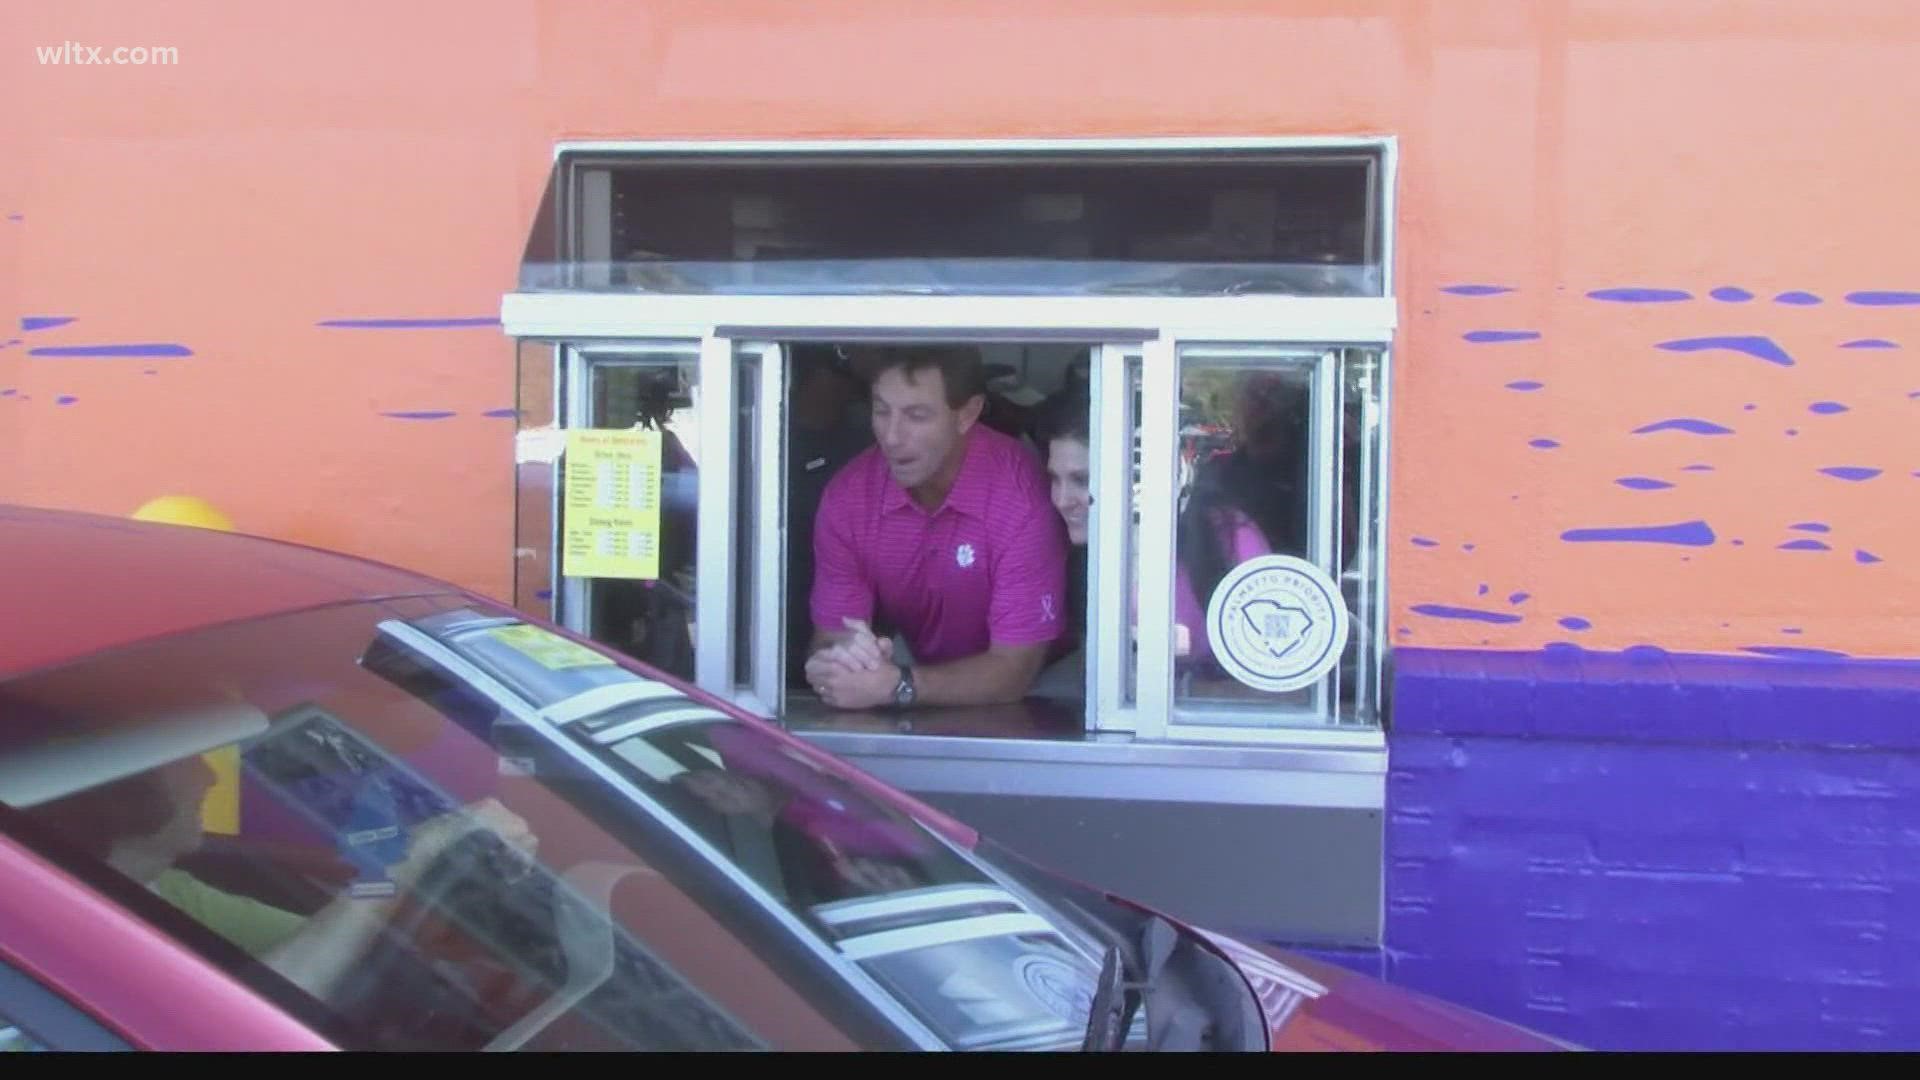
[1380,647,1920,1050]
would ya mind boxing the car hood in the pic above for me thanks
[1189,929,1576,1052]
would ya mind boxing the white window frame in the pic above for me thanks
[514,135,1398,752]
[559,340,704,645]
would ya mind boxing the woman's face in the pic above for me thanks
[1046,436,1091,545]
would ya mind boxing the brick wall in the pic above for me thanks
[1383,646,1920,1050]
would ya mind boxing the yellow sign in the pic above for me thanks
[486,624,617,670]
[200,745,241,835]
[563,428,662,580]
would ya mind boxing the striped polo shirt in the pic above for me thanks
[810,424,1068,665]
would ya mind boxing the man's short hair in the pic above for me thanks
[866,345,987,410]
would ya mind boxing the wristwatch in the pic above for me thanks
[892,663,917,708]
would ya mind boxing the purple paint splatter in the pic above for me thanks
[21,316,75,332]
[1808,402,1849,414]
[1655,336,1794,367]
[1857,550,1884,564]
[1782,628,1803,635]
[1785,429,1800,437]
[1505,380,1545,391]
[1742,646,1851,660]
[55,395,77,406]
[1442,284,1515,296]
[1411,536,1440,548]
[1846,291,1920,306]
[1477,584,1489,596]
[1463,543,1477,552]
[1633,418,1734,436]
[1616,477,1675,491]
[1774,291,1822,305]
[1589,287,1691,303]
[1558,617,1592,631]
[1790,522,1831,533]
[1681,464,1715,472]
[1710,287,1755,302]
[1509,592,1531,605]
[1820,467,1882,481]
[1463,330,1541,344]
[1529,438,1561,449]
[1842,339,1898,349]
[1779,539,1831,551]
[380,410,458,420]
[1411,604,1524,625]
[482,408,518,419]
[29,344,193,358]
[535,589,554,601]
[1562,521,1717,546]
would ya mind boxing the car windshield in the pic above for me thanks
[0,595,1143,1051]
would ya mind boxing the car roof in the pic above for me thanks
[0,504,461,678]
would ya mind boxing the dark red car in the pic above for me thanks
[0,505,1567,1052]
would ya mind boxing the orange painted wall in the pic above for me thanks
[4,1,1917,658]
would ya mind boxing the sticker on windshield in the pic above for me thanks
[1205,555,1350,694]
[486,624,616,670]
[1015,953,1094,1025]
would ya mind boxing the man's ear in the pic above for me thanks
[956,393,986,434]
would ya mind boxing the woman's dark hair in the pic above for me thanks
[1035,378,1254,617]
[1034,383,1091,453]
[1178,472,1250,631]
[633,373,678,432]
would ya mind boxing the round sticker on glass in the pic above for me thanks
[1205,554,1351,693]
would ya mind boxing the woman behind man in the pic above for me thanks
[1030,382,1272,692]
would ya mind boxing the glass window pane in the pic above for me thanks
[579,356,701,683]
[0,603,831,1051]
[1173,357,1316,717]
[522,151,1385,298]
[734,348,758,692]
[0,1024,46,1052]
[1155,347,1385,729]
[1125,358,1142,707]
[1337,348,1387,726]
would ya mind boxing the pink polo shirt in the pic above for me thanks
[811,424,1068,665]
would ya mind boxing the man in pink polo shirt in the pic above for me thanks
[805,345,1068,711]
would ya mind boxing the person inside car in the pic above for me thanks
[31,754,535,1003]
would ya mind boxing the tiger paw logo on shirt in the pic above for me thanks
[956,543,976,568]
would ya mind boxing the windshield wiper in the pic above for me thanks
[1081,917,1183,1051]
[1083,914,1265,1052]
[1080,942,1144,1052]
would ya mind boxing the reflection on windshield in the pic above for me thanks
[0,603,1141,1052]
[553,696,1116,1051]
[387,610,1131,1050]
